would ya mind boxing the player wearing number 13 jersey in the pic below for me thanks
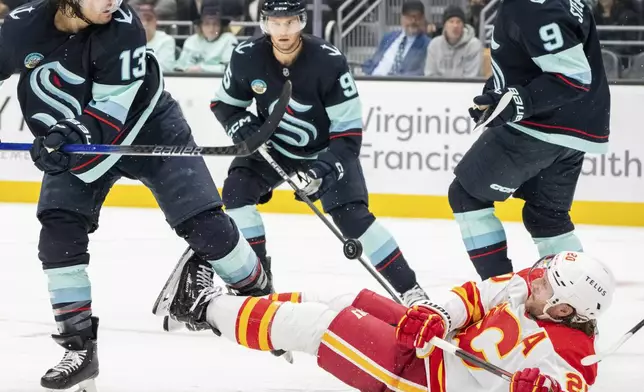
[0,0,272,389]
[211,0,428,305]
[167,250,614,392]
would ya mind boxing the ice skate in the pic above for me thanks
[401,283,430,307]
[41,317,99,392]
[152,246,194,316]
[166,255,222,332]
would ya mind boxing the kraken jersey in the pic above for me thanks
[0,0,165,182]
[489,0,610,153]
[211,34,363,161]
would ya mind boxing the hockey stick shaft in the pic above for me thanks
[429,337,513,381]
[0,142,256,157]
[257,146,403,304]
[0,81,292,158]
[581,317,644,365]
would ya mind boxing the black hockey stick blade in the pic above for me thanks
[0,80,292,158]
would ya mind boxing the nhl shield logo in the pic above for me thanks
[24,52,44,69]
[251,79,267,94]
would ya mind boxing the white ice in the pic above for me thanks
[0,203,642,391]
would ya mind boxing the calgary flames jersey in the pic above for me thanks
[424,269,596,392]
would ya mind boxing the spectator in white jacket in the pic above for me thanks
[424,5,483,78]
[135,3,178,73]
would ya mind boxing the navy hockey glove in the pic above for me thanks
[30,119,90,175]
[225,112,262,144]
[470,86,532,127]
[296,151,345,202]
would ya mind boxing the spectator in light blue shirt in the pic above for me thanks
[362,0,431,76]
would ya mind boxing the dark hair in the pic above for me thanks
[561,312,598,337]
[51,0,97,24]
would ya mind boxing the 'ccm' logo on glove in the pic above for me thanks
[227,116,252,136]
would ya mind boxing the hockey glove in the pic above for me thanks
[395,305,447,358]
[296,151,345,202]
[470,86,532,127]
[30,119,90,175]
[510,368,562,392]
[225,112,263,144]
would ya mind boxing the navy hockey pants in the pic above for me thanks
[221,150,419,294]
[36,94,260,337]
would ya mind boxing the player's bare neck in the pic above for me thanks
[54,9,89,33]
[272,38,303,66]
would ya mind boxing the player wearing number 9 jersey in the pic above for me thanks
[0,0,273,389]
[210,0,429,306]
[167,250,614,392]
[448,0,611,283]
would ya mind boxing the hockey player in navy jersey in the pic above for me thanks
[449,0,610,281]
[0,0,272,389]
[209,0,428,306]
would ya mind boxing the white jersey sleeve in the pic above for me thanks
[438,271,530,332]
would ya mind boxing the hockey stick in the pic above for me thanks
[581,318,644,366]
[0,81,292,158]
[427,337,513,381]
[472,91,514,133]
[257,146,403,305]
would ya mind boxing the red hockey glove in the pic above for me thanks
[395,305,446,356]
[510,368,562,392]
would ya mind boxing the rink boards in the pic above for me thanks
[0,74,642,226]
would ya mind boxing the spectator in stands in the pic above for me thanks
[594,0,641,64]
[175,0,239,73]
[129,0,178,20]
[424,5,482,78]
[135,3,178,73]
[466,0,492,35]
[361,0,431,76]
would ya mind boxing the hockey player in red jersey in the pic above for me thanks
[167,250,614,391]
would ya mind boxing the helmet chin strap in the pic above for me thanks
[537,297,565,323]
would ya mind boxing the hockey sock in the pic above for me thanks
[209,232,269,293]
[267,292,303,303]
[45,265,93,337]
[453,207,512,280]
[226,205,268,260]
[533,232,583,258]
[206,295,336,355]
[358,220,416,294]
[522,203,582,258]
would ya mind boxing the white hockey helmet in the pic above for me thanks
[531,251,615,323]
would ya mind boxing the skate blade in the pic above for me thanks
[163,315,184,332]
[271,349,294,364]
[44,378,98,392]
[152,247,194,316]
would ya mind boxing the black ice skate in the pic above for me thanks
[41,317,99,392]
[260,255,273,283]
[168,256,222,332]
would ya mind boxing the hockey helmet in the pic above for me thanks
[260,0,307,35]
[528,251,615,323]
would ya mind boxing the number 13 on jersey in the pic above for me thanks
[119,45,146,81]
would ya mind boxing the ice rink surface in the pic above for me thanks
[0,203,642,391]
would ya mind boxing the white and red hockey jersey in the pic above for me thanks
[425,268,596,392]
